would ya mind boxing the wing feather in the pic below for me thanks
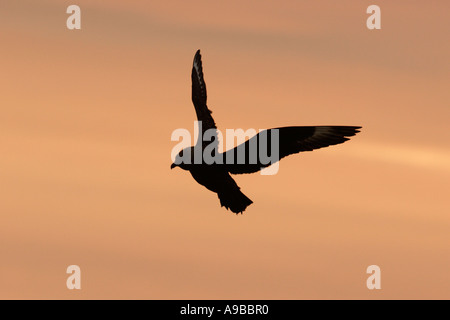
[191,50,217,149]
[223,126,362,174]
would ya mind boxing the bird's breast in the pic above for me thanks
[189,164,227,193]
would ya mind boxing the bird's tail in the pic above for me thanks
[218,189,253,214]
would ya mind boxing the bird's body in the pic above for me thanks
[177,147,254,213]
[190,165,253,213]
[188,163,228,193]
[171,50,361,214]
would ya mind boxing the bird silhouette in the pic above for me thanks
[171,50,361,214]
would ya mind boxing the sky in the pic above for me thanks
[0,0,449,299]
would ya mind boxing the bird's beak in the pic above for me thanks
[170,163,177,169]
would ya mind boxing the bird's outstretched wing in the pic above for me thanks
[191,50,217,149]
[223,126,361,174]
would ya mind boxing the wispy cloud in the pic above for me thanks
[343,142,450,173]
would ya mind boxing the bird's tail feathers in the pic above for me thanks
[218,189,253,214]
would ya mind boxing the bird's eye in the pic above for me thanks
[179,150,184,157]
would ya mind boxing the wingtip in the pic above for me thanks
[193,50,202,66]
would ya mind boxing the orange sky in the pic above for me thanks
[0,0,449,299]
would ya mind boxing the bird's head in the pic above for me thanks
[171,147,192,170]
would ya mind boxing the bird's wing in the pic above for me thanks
[223,126,361,174]
[191,50,217,149]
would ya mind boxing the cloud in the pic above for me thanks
[343,142,450,173]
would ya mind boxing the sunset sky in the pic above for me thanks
[1,0,449,299]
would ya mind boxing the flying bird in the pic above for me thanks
[171,50,361,214]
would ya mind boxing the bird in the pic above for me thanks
[171,50,361,214]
